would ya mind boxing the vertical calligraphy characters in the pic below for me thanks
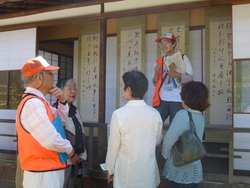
[81,34,100,122]
[119,28,142,107]
[210,20,232,124]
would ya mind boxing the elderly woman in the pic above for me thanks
[53,77,87,188]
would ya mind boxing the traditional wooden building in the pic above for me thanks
[1,0,250,187]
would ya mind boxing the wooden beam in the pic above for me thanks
[39,37,78,43]
[0,0,123,19]
[0,7,27,11]
[0,0,22,2]
[1,0,250,32]
[4,2,50,8]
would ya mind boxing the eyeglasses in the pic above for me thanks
[42,70,54,76]
[159,40,172,46]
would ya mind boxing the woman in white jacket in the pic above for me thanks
[105,70,163,188]
[53,78,87,188]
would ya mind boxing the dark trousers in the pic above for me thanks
[154,100,183,124]
[63,163,82,188]
[169,181,198,188]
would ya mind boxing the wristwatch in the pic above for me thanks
[59,99,67,105]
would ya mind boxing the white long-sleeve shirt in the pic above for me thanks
[105,100,163,188]
[20,87,72,154]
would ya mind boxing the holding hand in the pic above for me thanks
[168,68,181,79]
[70,153,82,165]
[107,173,114,183]
[153,65,161,84]
[68,150,82,165]
[154,64,161,74]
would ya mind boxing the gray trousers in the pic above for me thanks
[154,100,183,124]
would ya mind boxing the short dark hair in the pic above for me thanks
[122,70,148,99]
[170,39,176,45]
[180,81,210,112]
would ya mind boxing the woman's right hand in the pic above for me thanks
[107,172,114,183]
[153,65,161,84]
[154,64,161,73]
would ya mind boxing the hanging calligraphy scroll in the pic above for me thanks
[80,33,100,122]
[119,26,142,107]
[209,18,232,124]
[161,22,185,54]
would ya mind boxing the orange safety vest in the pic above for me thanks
[152,54,184,107]
[16,93,67,171]
[152,57,164,107]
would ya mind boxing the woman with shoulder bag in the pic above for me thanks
[161,81,210,188]
[53,78,87,188]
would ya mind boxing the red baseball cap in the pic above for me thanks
[155,32,176,42]
[21,56,59,78]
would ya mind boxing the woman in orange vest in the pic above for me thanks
[152,32,193,125]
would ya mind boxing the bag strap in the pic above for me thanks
[160,72,168,89]
[159,56,167,89]
[187,111,197,134]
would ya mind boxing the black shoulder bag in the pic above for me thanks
[172,111,207,167]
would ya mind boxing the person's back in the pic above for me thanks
[113,101,161,187]
[117,103,161,154]
[161,81,210,188]
[104,70,163,188]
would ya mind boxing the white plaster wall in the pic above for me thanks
[105,37,117,123]
[144,33,158,107]
[233,4,250,59]
[0,28,36,70]
[233,4,250,170]
[0,28,36,150]
[189,30,203,82]
[234,113,250,170]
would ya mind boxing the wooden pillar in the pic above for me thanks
[98,3,108,163]
[98,4,107,123]
[228,132,233,184]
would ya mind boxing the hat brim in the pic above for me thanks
[155,37,176,42]
[44,66,60,71]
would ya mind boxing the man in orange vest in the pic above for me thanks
[152,32,193,125]
[16,56,81,188]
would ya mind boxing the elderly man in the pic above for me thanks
[16,56,81,188]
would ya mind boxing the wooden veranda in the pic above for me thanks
[0,120,250,188]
